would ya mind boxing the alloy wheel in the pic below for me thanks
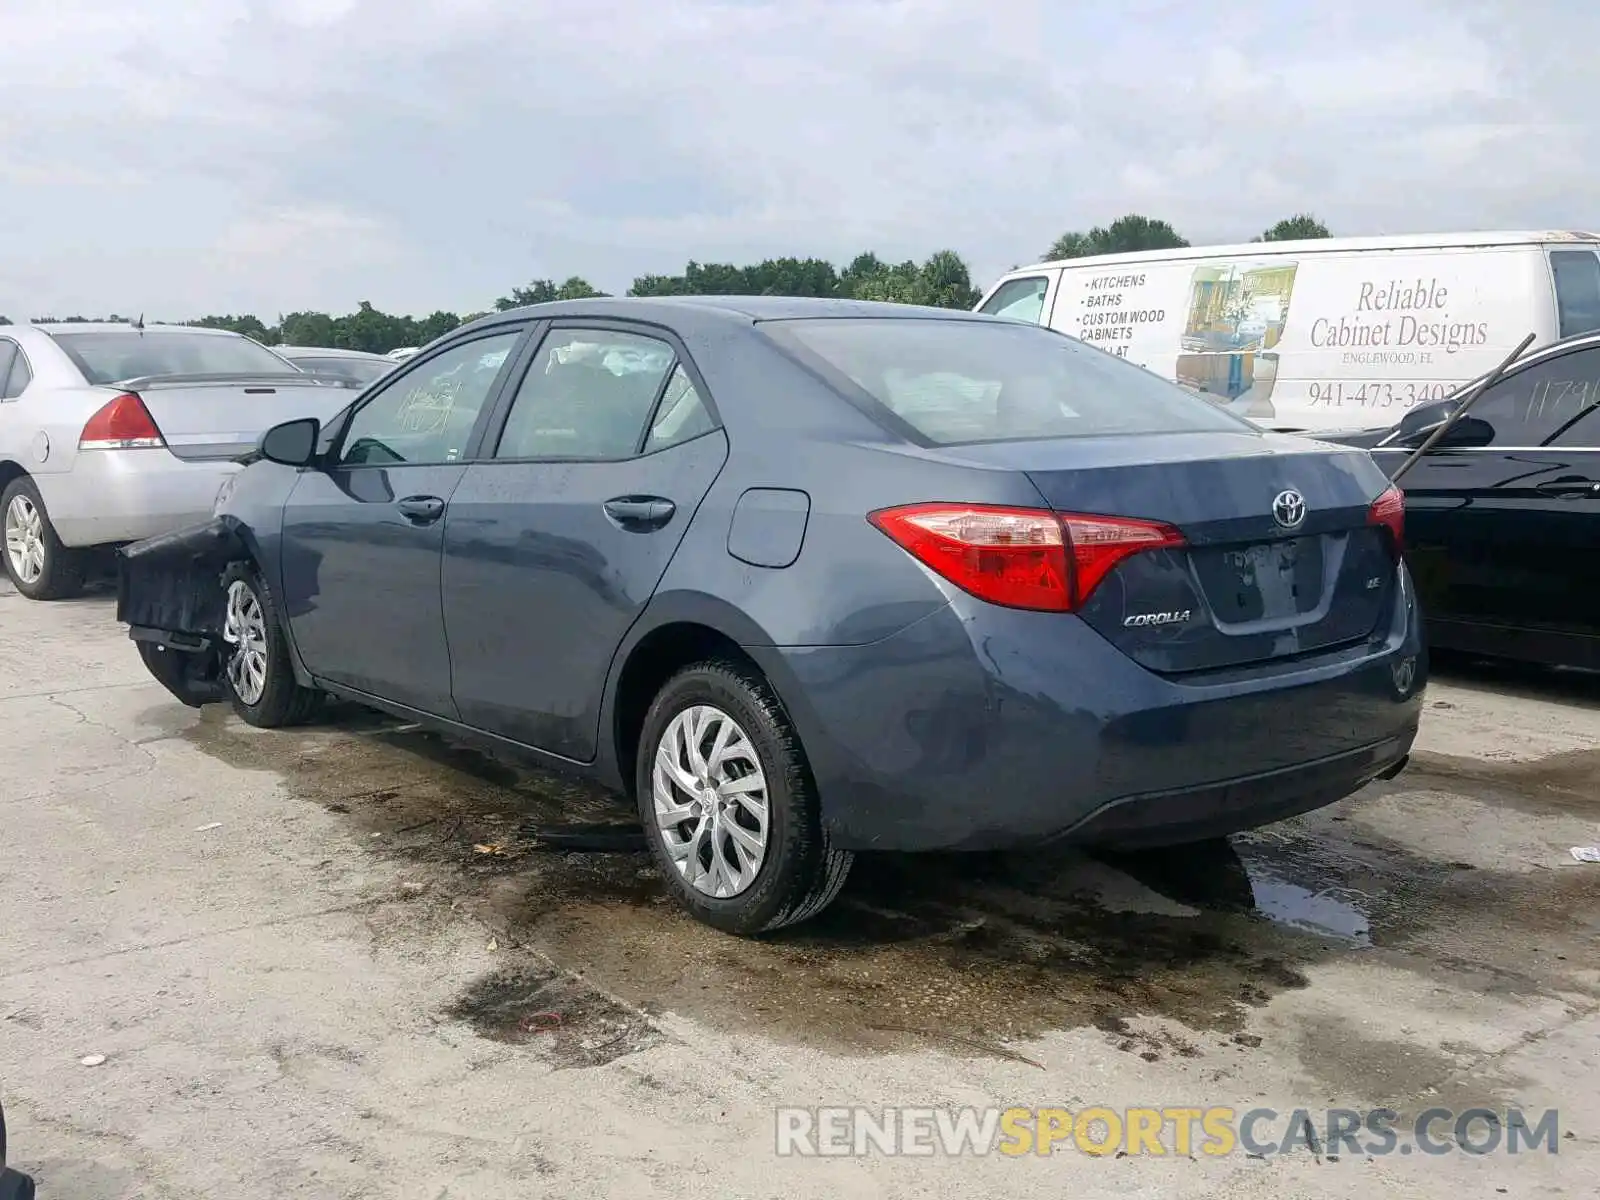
[652,704,771,898]
[223,580,269,706]
[3,494,45,585]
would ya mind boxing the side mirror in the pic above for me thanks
[258,417,321,467]
[1392,398,1457,442]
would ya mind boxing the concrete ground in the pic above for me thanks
[1,576,1595,1199]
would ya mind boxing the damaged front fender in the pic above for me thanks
[117,518,250,709]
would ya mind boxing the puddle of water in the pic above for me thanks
[176,705,1600,1069]
[445,966,663,1069]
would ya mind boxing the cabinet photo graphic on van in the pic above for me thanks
[977,231,1600,433]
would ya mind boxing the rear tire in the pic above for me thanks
[636,659,852,935]
[220,564,322,728]
[1,476,86,601]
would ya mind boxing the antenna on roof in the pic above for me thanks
[132,313,145,333]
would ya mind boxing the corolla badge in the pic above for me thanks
[1272,488,1307,530]
[1123,609,1192,628]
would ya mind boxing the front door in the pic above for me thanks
[280,327,526,715]
[443,323,728,760]
[1373,342,1600,641]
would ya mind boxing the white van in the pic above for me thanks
[975,231,1600,433]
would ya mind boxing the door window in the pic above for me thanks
[978,276,1050,324]
[1551,251,1600,338]
[1467,347,1600,446]
[494,328,682,460]
[336,331,520,466]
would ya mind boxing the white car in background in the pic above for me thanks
[0,322,360,600]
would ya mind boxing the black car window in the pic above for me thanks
[4,348,31,398]
[978,276,1051,324]
[1467,347,1600,447]
[337,332,520,466]
[495,328,677,460]
[0,341,17,399]
[1551,251,1600,339]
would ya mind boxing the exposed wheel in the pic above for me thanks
[1,477,85,600]
[221,564,322,728]
[636,660,852,935]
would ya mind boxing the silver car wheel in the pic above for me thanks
[222,579,269,706]
[652,704,770,899]
[3,494,46,584]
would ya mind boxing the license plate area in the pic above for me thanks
[1191,536,1324,623]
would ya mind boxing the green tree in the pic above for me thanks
[1044,215,1189,261]
[1255,214,1331,242]
[496,276,607,310]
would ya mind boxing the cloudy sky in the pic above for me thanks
[0,0,1588,321]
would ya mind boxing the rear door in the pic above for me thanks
[279,326,528,715]
[1369,342,1600,647]
[442,322,728,760]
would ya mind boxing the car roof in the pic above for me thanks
[462,294,997,333]
[26,322,242,336]
[276,345,391,360]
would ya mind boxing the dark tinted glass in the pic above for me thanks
[52,331,297,384]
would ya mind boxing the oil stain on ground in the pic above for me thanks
[178,701,1599,1069]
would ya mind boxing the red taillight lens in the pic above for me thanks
[1367,485,1404,555]
[868,503,1185,612]
[79,392,164,450]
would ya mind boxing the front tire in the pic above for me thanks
[1,477,85,600]
[221,564,322,728]
[636,660,852,935]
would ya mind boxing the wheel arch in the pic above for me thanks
[599,590,816,799]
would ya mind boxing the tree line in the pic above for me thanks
[2,212,1331,356]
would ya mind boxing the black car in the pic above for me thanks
[0,1098,36,1200]
[1320,331,1600,669]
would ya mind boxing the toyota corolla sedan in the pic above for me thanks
[116,297,1425,935]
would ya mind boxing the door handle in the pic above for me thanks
[396,495,445,525]
[603,496,676,530]
[1534,478,1600,498]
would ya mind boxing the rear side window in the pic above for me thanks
[1551,251,1600,338]
[50,330,298,385]
[0,341,16,399]
[3,346,31,398]
[764,317,1249,446]
[978,276,1050,324]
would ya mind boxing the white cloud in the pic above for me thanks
[0,0,1593,321]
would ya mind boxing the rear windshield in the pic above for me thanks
[51,330,298,385]
[764,317,1250,445]
[290,355,393,385]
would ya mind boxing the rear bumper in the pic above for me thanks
[765,565,1426,853]
[34,450,237,548]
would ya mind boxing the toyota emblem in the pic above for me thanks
[1272,489,1307,530]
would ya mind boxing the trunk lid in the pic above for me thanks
[950,430,1398,674]
[118,376,362,461]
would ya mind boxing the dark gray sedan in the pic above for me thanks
[116,297,1425,935]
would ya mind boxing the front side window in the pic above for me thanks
[51,330,297,384]
[338,331,520,466]
[1551,250,1600,339]
[978,276,1050,324]
[1465,347,1600,446]
[495,328,680,460]
[764,316,1248,446]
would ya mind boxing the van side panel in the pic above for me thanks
[1027,245,1559,431]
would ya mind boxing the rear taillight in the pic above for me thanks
[868,503,1185,613]
[79,392,164,451]
[1367,485,1404,555]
